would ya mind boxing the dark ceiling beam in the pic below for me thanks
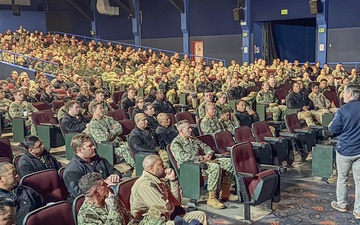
[66,0,93,21]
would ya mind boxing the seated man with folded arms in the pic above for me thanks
[234,99,260,127]
[130,155,207,224]
[63,134,121,201]
[77,172,138,225]
[88,89,114,116]
[155,113,178,149]
[171,120,238,210]
[200,102,225,136]
[88,102,135,169]
[0,162,43,225]
[308,82,338,124]
[61,100,90,134]
[129,113,169,168]
[9,88,38,135]
[17,135,62,177]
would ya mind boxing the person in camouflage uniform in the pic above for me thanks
[119,68,137,86]
[0,87,12,123]
[170,120,238,210]
[256,82,287,121]
[200,102,225,136]
[88,89,114,115]
[219,108,240,132]
[102,65,121,94]
[130,155,207,224]
[88,102,135,168]
[308,83,338,124]
[177,74,198,108]
[9,89,38,135]
[77,172,138,225]
[197,89,214,119]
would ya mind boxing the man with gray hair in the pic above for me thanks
[329,84,360,219]
[77,172,137,225]
[130,155,207,224]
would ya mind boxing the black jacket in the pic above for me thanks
[152,99,176,115]
[227,86,246,100]
[39,92,59,106]
[120,97,135,116]
[144,94,156,103]
[17,151,62,178]
[129,127,158,154]
[63,154,121,199]
[234,110,260,128]
[132,108,143,119]
[286,91,314,111]
[0,186,43,225]
[75,94,94,108]
[156,125,178,149]
[61,113,90,134]
[146,115,158,131]
[52,80,70,90]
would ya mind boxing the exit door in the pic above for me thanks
[191,41,204,63]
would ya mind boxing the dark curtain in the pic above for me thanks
[263,22,278,65]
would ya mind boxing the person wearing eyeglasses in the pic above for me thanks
[17,135,62,178]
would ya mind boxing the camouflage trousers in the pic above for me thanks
[108,81,118,94]
[139,211,207,225]
[159,149,170,168]
[26,118,37,135]
[114,143,135,168]
[202,158,234,192]
[297,111,316,126]
[312,108,338,124]
[267,105,287,121]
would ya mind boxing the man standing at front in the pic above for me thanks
[329,84,360,219]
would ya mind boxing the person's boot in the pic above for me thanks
[207,191,225,209]
[220,183,239,202]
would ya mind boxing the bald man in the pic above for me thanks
[155,113,178,149]
[130,155,207,224]
[200,102,225,136]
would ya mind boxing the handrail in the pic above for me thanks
[0,50,59,74]
[50,31,227,66]
[300,62,360,70]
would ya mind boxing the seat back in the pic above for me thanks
[119,119,135,140]
[246,85,260,95]
[231,142,259,176]
[72,194,85,225]
[167,113,176,126]
[197,135,218,153]
[20,169,68,205]
[175,111,196,124]
[31,110,58,129]
[32,102,51,111]
[278,83,291,93]
[252,121,273,142]
[12,154,22,170]
[53,100,64,112]
[128,106,135,119]
[0,157,11,163]
[107,109,127,122]
[274,89,287,103]
[23,200,74,225]
[323,91,340,108]
[83,102,90,114]
[284,114,302,133]
[0,137,13,160]
[115,177,138,210]
[214,131,236,153]
[196,118,203,135]
[112,91,125,105]
[234,126,256,142]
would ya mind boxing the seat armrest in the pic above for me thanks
[264,136,282,142]
[215,153,230,158]
[226,146,232,152]
[268,120,283,125]
[13,116,27,120]
[99,141,120,147]
[250,142,267,148]
[310,125,324,130]
[328,138,339,144]
[190,124,197,128]
[39,123,59,128]
[259,164,287,174]
[238,172,254,178]
[294,128,312,134]
[279,132,296,138]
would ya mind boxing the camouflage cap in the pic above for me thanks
[78,172,102,194]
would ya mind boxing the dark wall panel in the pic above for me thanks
[189,0,242,36]
[0,10,46,32]
[95,13,133,40]
[328,28,360,62]
[273,24,315,62]
[46,12,91,36]
[328,0,360,29]
[251,0,315,22]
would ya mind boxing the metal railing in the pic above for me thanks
[51,31,227,66]
[0,50,59,75]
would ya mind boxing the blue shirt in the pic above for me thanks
[328,99,360,156]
